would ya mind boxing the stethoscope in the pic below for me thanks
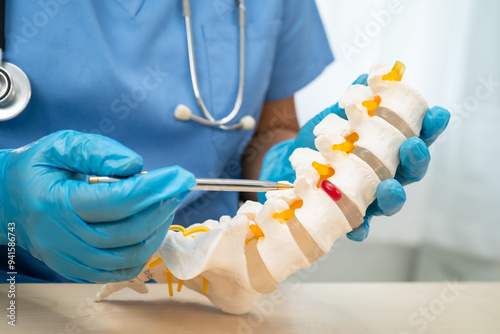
[174,0,255,131]
[0,0,31,121]
[0,0,253,130]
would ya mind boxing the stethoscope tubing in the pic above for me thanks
[0,0,248,128]
[181,0,248,130]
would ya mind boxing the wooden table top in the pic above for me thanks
[1,282,499,333]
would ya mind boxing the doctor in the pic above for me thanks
[0,0,449,283]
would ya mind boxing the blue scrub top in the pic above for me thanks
[0,0,333,282]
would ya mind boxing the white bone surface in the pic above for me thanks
[96,63,430,315]
[254,198,310,282]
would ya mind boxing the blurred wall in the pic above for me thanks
[293,0,500,282]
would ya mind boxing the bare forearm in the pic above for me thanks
[242,127,297,176]
[241,96,299,201]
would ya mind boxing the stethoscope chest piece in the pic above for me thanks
[0,62,31,121]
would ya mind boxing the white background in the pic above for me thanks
[293,0,500,282]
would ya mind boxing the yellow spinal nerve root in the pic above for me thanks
[202,277,209,295]
[311,161,335,187]
[332,132,360,153]
[362,96,382,117]
[166,269,174,297]
[272,200,303,221]
[246,224,265,244]
[147,227,212,298]
[148,257,164,268]
[169,225,211,237]
[382,61,406,81]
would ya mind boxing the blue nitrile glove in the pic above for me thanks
[0,130,196,283]
[260,75,450,241]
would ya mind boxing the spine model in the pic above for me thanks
[96,62,429,314]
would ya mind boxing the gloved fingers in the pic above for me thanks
[75,215,172,272]
[295,103,345,150]
[419,106,451,146]
[41,130,143,177]
[395,137,431,186]
[346,217,370,242]
[366,179,406,217]
[52,254,146,284]
[67,167,195,222]
[104,264,150,284]
[295,74,369,150]
[82,199,175,249]
[352,73,368,86]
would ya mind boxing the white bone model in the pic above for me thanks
[95,62,429,314]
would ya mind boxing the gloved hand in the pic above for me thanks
[260,75,450,241]
[0,130,196,283]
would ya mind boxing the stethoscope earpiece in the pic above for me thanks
[174,104,193,121]
[175,104,255,131]
[239,115,255,130]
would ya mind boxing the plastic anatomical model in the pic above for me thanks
[96,62,429,315]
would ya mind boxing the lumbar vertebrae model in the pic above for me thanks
[96,62,429,314]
